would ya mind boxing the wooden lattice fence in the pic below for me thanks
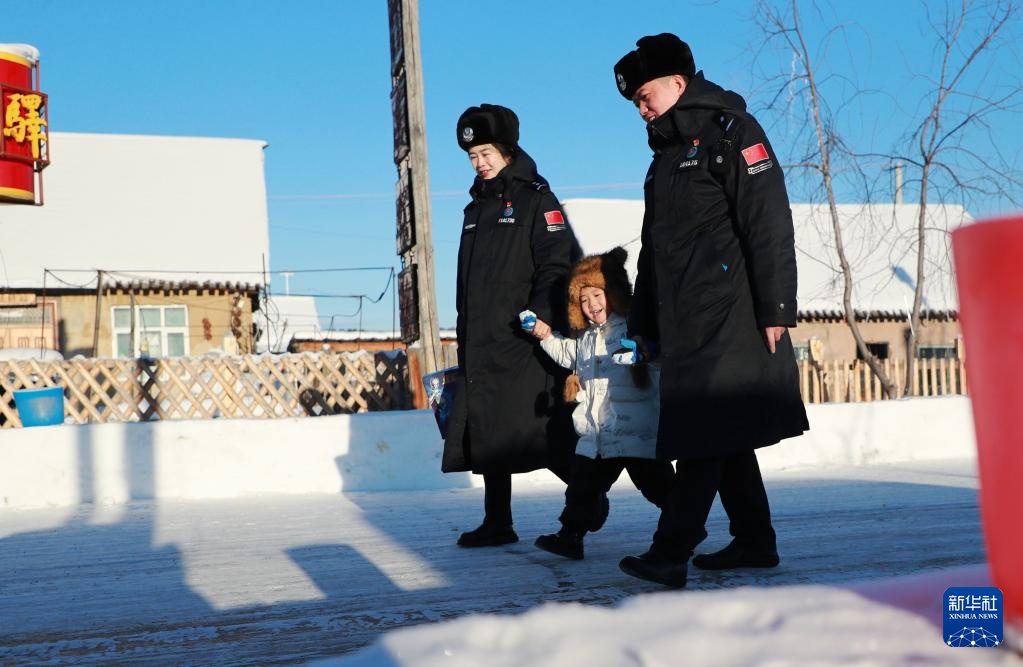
[797,358,967,403]
[0,353,968,427]
[0,351,410,428]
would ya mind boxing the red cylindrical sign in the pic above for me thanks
[0,43,47,205]
[951,215,1023,650]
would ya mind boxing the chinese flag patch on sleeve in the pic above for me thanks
[544,211,565,225]
[741,143,770,166]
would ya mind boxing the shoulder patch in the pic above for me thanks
[741,143,769,165]
[741,143,774,175]
[544,210,566,231]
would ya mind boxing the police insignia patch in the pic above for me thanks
[741,143,769,165]
[741,143,773,175]
[544,210,565,231]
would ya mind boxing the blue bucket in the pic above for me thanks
[14,387,65,427]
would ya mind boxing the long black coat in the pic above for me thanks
[442,150,581,475]
[629,72,809,460]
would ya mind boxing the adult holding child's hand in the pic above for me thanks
[441,104,584,548]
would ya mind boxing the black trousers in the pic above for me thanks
[652,448,776,561]
[559,454,675,531]
[483,458,572,527]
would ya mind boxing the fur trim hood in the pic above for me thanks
[567,246,633,332]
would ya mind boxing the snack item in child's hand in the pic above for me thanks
[519,309,537,332]
[612,338,641,365]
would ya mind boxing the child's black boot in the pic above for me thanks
[456,523,518,548]
[534,527,585,560]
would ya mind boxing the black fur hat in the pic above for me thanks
[456,104,519,151]
[613,33,696,100]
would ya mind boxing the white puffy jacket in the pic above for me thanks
[540,313,659,459]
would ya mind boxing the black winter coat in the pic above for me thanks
[442,150,581,474]
[629,72,809,459]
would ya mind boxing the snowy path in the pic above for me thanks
[0,459,990,665]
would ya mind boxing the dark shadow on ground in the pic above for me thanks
[0,507,213,664]
[0,471,985,665]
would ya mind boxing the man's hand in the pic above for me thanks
[532,318,552,340]
[764,326,786,354]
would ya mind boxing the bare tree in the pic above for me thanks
[755,0,898,398]
[753,0,1022,399]
[888,0,1022,394]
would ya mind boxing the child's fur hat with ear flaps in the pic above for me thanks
[567,246,632,333]
[563,247,648,403]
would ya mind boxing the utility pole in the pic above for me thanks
[91,270,104,357]
[388,0,442,374]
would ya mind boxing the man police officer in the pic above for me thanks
[613,33,809,588]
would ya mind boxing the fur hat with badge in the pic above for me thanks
[613,33,696,100]
[456,104,520,152]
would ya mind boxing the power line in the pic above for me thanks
[267,181,646,201]
[44,266,393,275]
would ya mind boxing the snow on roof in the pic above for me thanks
[291,328,458,342]
[0,132,270,290]
[0,44,40,63]
[563,198,968,316]
[255,295,322,353]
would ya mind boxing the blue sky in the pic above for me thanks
[18,1,1023,331]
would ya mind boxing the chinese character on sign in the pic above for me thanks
[3,92,47,159]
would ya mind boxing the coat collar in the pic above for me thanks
[646,72,747,151]
[468,148,541,202]
[588,312,627,332]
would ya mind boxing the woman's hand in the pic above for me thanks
[532,318,552,340]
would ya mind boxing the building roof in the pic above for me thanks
[0,132,271,291]
[291,329,457,343]
[255,295,323,353]
[562,198,969,317]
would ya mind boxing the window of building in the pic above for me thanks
[917,344,957,359]
[111,305,189,358]
[0,303,57,350]
[857,342,889,360]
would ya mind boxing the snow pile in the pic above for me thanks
[325,566,1014,667]
[0,396,975,509]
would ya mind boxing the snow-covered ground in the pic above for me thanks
[0,397,1019,665]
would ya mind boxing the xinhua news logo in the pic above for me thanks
[943,586,1003,647]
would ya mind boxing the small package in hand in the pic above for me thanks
[612,338,642,365]
[519,309,537,332]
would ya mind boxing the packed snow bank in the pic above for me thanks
[0,397,975,509]
[322,566,1015,667]
[0,411,469,509]
[759,396,976,470]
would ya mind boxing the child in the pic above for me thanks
[531,247,674,559]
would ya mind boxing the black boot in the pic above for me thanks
[589,493,610,532]
[534,528,585,560]
[618,549,688,588]
[457,523,518,548]
[691,539,779,570]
